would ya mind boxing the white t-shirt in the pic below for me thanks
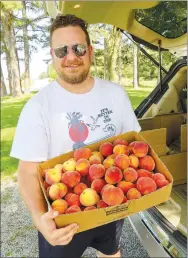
[10,77,141,162]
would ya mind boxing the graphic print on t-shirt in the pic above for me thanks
[66,109,116,150]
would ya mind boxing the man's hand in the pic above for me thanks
[37,209,79,246]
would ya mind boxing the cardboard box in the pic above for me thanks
[38,131,173,233]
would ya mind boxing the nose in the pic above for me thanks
[65,47,78,60]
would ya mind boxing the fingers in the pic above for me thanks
[52,223,78,239]
[56,226,79,245]
[41,209,59,221]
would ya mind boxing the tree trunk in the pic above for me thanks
[22,0,30,94]
[2,11,22,97]
[0,63,8,96]
[3,39,12,94]
[133,44,139,89]
[118,37,122,85]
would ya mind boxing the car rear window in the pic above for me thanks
[135,1,187,39]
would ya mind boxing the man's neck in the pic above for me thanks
[57,76,94,94]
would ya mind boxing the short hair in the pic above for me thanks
[49,14,91,46]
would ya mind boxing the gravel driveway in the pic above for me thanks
[1,176,149,258]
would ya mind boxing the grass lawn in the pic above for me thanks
[1,81,155,179]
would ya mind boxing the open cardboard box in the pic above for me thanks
[139,113,187,185]
[38,131,173,233]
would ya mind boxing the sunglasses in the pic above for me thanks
[53,44,88,58]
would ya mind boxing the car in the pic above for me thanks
[44,1,187,257]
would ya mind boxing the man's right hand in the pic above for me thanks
[36,209,79,246]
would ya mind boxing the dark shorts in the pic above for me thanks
[38,219,124,258]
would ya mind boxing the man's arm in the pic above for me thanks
[17,160,47,229]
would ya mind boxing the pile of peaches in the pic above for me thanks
[42,139,170,215]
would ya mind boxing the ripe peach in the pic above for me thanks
[48,183,68,201]
[139,155,155,171]
[114,154,130,170]
[155,179,169,188]
[97,200,109,208]
[62,158,76,172]
[76,158,90,176]
[152,173,166,182]
[51,199,68,214]
[102,187,124,206]
[113,139,129,147]
[61,171,81,188]
[41,169,48,178]
[89,155,102,165]
[105,167,123,184]
[74,147,92,161]
[137,169,152,178]
[43,180,50,190]
[113,144,129,156]
[122,196,128,203]
[92,151,104,162]
[129,154,139,169]
[45,168,61,185]
[65,205,81,214]
[64,193,74,203]
[80,188,100,207]
[123,168,138,182]
[89,164,105,181]
[73,182,87,195]
[127,188,142,200]
[84,206,97,211]
[103,156,115,169]
[117,181,136,194]
[136,177,157,195]
[101,184,115,195]
[54,164,64,173]
[91,179,106,193]
[129,141,149,157]
[66,193,81,207]
[99,142,113,157]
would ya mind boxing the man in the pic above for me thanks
[10,14,141,258]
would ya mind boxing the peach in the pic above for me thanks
[136,177,157,195]
[66,193,81,207]
[89,164,105,181]
[89,155,102,165]
[91,179,106,193]
[43,180,50,190]
[80,188,100,207]
[127,188,142,200]
[113,144,129,156]
[74,147,92,161]
[139,155,155,171]
[117,181,136,194]
[65,205,81,214]
[62,158,76,172]
[152,173,166,182]
[99,142,113,157]
[122,196,128,203]
[84,206,97,211]
[129,154,139,169]
[97,200,109,208]
[61,171,81,188]
[76,158,90,176]
[130,141,149,157]
[48,183,68,201]
[41,169,48,178]
[92,151,104,162]
[137,169,152,178]
[45,168,61,185]
[155,179,169,188]
[54,164,64,173]
[51,199,68,214]
[102,187,124,206]
[113,139,129,147]
[123,168,138,182]
[73,183,88,195]
[114,154,130,170]
[101,184,115,195]
[103,156,115,169]
[64,193,74,203]
[105,166,123,184]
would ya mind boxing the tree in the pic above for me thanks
[133,44,139,89]
[0,63,8,96]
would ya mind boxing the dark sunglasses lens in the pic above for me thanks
[54,46,68,58]
[73,44,87,56]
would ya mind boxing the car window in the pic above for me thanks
[135,1,187,39]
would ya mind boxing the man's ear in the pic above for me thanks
[88,45,93,61]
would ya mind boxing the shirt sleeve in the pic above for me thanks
[10,100,48,162]
[121,89,141,133]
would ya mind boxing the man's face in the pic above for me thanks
[51,26,92,84]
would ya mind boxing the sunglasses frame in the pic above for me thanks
[52,44,88,58]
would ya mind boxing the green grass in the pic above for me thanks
[1,81,155,179]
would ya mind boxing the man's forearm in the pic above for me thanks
[18,172,48,228]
